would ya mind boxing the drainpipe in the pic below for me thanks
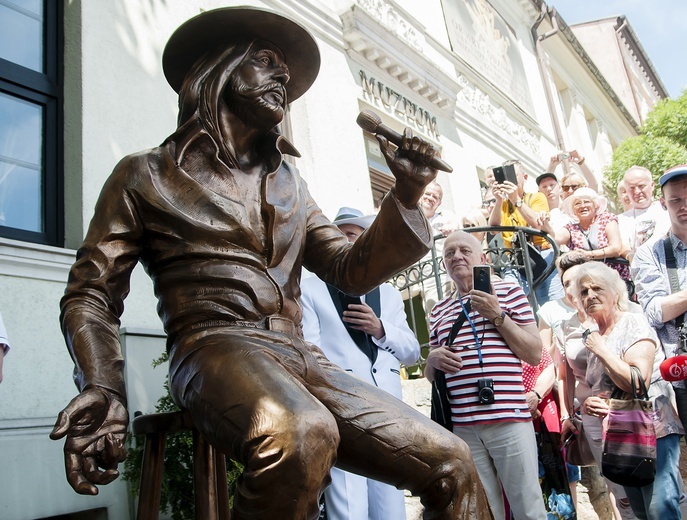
[615,17,643,125]
[531,4,569,174]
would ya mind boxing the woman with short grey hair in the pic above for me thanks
[568,262,682,519]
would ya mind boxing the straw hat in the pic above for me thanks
[561,187,608,218]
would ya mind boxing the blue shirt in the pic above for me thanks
[632,232,687,386]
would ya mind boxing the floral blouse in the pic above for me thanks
[565,211,630,280]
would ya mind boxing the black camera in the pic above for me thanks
[477,378,495,405]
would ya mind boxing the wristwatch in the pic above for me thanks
[515,199,523,208]
[492,311,507,327]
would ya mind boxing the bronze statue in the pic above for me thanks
[50,7,492,519]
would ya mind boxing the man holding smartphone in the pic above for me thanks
[488,159,562,305]
[425,230,547,520]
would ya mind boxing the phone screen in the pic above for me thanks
[492,165,517,185]
[473,265,491,294]
[493,166,506,184]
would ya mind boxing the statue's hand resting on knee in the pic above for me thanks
[50,387,128,495]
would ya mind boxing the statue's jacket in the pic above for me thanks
[60,122,432,400]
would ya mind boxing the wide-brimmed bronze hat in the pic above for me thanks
[162,6,320,102]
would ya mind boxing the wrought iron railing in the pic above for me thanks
[391,226,559,378]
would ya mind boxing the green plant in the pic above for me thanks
[122,352,243,520]
[641,90,687,149]
[604,88,687,208]
[603,134,687,204]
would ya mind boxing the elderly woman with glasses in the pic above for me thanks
[568,262,682,520]
[542,187,629,282]
[559,173,588,200]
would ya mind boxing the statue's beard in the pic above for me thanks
[224,74,287,132]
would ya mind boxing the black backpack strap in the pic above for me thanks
[663,236,684,333]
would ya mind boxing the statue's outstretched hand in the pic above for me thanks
[50,387,128,495]
[377,129,439,209]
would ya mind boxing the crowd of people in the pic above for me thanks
[420,161,687,519]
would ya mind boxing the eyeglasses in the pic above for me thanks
[482,198,497,207]
[561,185,581,192]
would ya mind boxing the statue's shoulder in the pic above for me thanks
[109,146,170,184]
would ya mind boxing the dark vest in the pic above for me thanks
[326,284,381,364]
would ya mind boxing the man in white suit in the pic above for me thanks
[301,207,421,520]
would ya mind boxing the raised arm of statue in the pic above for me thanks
[376,128,440,209]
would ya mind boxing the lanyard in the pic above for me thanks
[457,294,484,367]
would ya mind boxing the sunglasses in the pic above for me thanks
[482,198,497,207]
[561,185,581,192]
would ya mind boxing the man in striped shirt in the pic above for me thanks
[425,230,547,520]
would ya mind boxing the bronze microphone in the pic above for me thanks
[356,109,453,172]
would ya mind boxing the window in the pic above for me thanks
[363,133,394,209]
[0,0,62,245]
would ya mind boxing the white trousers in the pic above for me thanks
[454,421,548,520]
[323,465,406,520]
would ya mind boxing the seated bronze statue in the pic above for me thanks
[50,7,492,519]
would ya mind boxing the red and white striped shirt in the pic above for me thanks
[429,279,534,426]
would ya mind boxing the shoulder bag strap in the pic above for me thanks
[447,300,471,347]
[611,365,650,400]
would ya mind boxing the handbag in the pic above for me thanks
[512,232,548,281]
[431,370,452,431]
[537,418,576,519]
[601,366,656,487]
[430,302,471,431]
[564,415,595,467]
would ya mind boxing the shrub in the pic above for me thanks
[603,134,687,204]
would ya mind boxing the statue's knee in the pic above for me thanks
[283,409,339,469]
[248,407,339,481]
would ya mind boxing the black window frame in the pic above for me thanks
[0,0,63,246]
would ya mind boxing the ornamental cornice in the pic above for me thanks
[342,0,542,155]
[341,2,456,112]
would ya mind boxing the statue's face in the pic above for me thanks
[223,40,290,131]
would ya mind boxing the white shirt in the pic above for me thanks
[0,311,10,354]
[619,200,671,252]
[549,207,571,231]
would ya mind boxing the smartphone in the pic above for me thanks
[492,164,517,185]
[473,265,491,294]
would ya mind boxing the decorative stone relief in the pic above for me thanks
[355,0,423,52]
[456,74,541,155]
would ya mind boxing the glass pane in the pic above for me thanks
[0,91,43,232]
[0,0,44,72]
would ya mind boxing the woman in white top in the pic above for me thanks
[555,260,638,520]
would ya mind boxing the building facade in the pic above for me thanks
[0,1,666,518]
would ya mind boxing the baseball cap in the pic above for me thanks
[659,165,687,187]
[536,172,557,186]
